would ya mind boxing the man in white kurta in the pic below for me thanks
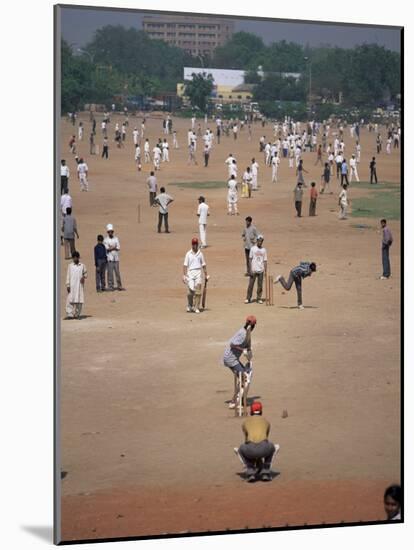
[349,154,360,182]
[66,252,87,319]
[271,154,280,183]
[182,238,208,313]
[251,159,259,190]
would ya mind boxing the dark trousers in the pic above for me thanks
[370,169,378,184]
[244,248,251,274]
[239,441,276,476]
[279,272,303,306]
[204,153,209,167]
[102,146,109,159]
[341,173,349,186]
[95,259,107,290]
[61,176,68,194]
[295,200,302,217]
[158,212,169,232]
[149,191,156,206]
[382,245,391,277]
[309,198,317,216]
[247,272,264,301]
[336,162,341,178]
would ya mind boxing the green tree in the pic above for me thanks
[184,73,214,111]
[213,32,265,69]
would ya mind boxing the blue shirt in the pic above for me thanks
[341,162,348,174]
[94,243,107,266]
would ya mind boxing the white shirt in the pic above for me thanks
[228,179,238,194]
[153,147,161,158]
[225,156,235,166]
[183,249,206,271]
[104,236,120,262]
[339,189,348,206]
[155,192,173,214]
[249,245,267,273]
[335,154,343,164]
[133,130,139,142]
[60,193,72,214]
[144,142,150,152]
[243,171,252,184]
[61,165,70,177]
[197,203,209,225]
[272,156,280,168]
[134,146,141,160]
[251,162,259,175]
[77,162,88,175]
[147,175,157,192]
[350,158,357,168]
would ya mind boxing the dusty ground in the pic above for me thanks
[59,113,400,542]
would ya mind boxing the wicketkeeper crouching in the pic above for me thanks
[235,401,280,482]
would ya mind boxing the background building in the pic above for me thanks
[142,15,234,57]
[178,67,301,105]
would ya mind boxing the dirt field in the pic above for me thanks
[59,113,400,542]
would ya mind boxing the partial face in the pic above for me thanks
[257,239,263,248]
[192,243,198,252]
[108,230,114,238]
[381,221,386,228]
[384,495,400,520]
[73,256,80,264]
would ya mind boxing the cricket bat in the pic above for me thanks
[202,275,209,309]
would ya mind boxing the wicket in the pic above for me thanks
[265,274,274,306]
[234,372,248,417]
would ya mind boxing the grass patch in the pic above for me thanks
[169,181,226,189]
[351,182,400,220]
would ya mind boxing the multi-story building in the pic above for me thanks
[142,14,234,57]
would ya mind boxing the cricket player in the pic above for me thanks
[197,196,210,247]
[144,139,151,163]
[235,401,279,482]
[132,127,139,145]
[153,145,161,170]
[146,171,157,206]
[242,217,259,276]
[162,139,170,162]
[245,235,267,304]
[227,175,239,215]
[225,154,236,178]
[339,183,349,219]
[182,237,208,313]
[251,158,259,190]
[65,251,87,319]
[242,167,253,198]
[274,261,317,309]
[222,316,256,409]
[173,130,179,149]
[77,158,89,192]
[271,154,280,183]
[349,154,360,182]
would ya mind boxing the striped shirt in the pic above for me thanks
[223,328,248,368]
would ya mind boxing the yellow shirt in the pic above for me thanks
[242,416,270,443]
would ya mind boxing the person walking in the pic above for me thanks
[146,171,158,207]
[222,316,256,409]
[182,237,208,313]
[370,157,378,184]
[94,234,107,292]
[296,159,308,187]
[134,144,142,171]
[320,162,331,194]
[60,159,70,194]
[242,217,259,276]
[197,196,210,248]
[294,182,304,217]
[339,183,349,219]
[104,224,125,291]
[77,158,89,191]
[245,235,267,304]
[314,144,323,166]
[65,251,87,319]
[236,401,280,482]
[62,207,79,259]
[274,261,317,309]
[203,143,211,167]
[380,218,393,279]
[340,158,349,186]
[309,182,318,216]
[154,187,174,233]
[251,158,259,191]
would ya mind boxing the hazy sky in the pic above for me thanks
[60,6,401,52]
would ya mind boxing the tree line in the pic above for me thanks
[61,26,400,114]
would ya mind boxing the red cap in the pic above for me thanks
[246,315,257,325]
[191,237,199,244]
[250,401,262,415]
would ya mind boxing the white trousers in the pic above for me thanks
[349,167,359,182]
[252,174,258,190]
[199,224,207,247]
[79,174,88,191]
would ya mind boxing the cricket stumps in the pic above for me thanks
[265,274,274,306]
